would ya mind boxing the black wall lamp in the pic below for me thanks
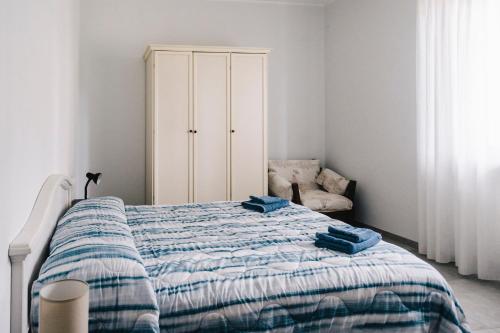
[85,172,102,199]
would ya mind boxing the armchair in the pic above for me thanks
[268,160,356,222]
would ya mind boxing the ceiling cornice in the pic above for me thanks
[207,0,335,7]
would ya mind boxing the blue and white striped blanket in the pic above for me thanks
[126,201,470,332]
[31,198,469,332]
[31,197,159,332]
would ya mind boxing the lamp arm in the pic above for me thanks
[84,178,92,199]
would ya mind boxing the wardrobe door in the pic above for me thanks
[155,51,193,204]
[230,53,267,201]
[193,53,230,202]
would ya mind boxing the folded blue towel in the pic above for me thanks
[242,199,289,213]
[327,225,380,243]
[315,232,381,254]
[249,195,285,205]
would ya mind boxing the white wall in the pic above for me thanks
[0,0,80,330]
[79,0,326,204]
[325,0,418,240]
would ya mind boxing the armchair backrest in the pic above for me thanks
[268,160,320,191]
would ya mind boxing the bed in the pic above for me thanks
[10,176,470,333]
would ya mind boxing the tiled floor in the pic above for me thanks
[385,235,500,333]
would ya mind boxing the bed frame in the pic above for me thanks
[8,175,73,333]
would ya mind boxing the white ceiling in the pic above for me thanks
[207,0,334,7]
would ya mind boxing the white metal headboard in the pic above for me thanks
[9,175,73,333]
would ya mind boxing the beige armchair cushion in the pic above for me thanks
[268,172,292,200]
[316,168,349,195]
[268,160,320,191]
[300,189,353,213]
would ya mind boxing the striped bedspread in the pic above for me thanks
[126,201,470,333]
[31,197,159,333]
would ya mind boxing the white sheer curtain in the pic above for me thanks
[417,0,500,280]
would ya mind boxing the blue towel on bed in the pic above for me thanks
[327,225,380,243]
[242,198,289,213]
[249,195,285,205]
[315,232,381,254]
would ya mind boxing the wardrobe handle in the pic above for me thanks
[194,130,198,134]
[188,130,193,133]
[231,130,235,133]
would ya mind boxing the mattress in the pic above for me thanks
[126,201,470,332]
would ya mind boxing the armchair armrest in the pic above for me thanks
[343,180,357,202]
[291,183,302,205]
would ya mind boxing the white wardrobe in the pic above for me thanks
[144,45,269,205]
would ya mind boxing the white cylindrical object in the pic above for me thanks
[39,279,89,333]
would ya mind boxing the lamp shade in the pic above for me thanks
[86,172,102,185]
[39,279,89,333]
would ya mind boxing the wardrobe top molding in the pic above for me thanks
[144,44,272,60]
